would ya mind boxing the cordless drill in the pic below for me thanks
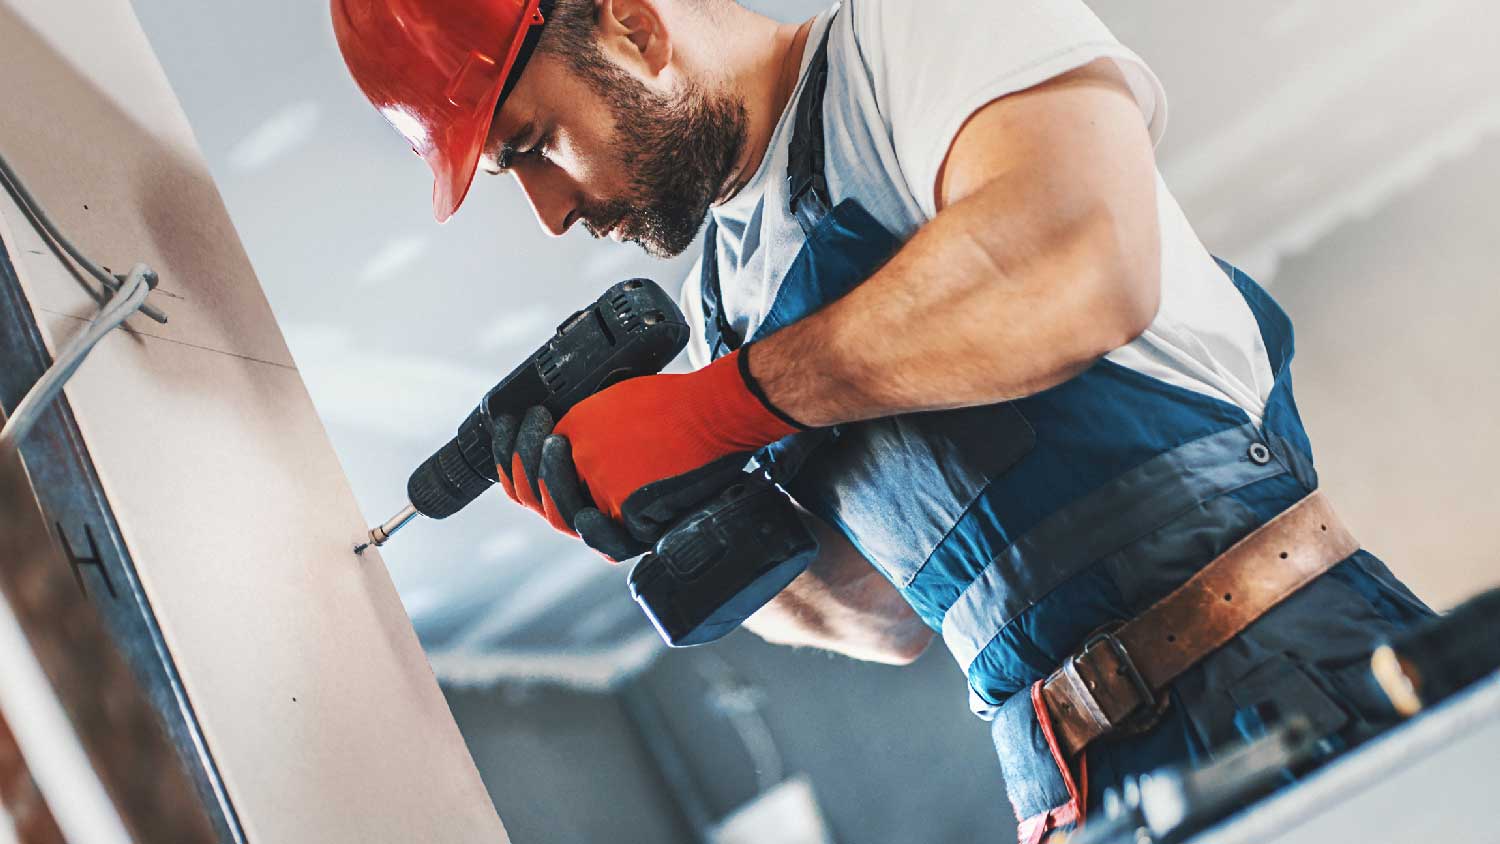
[358,278,818,647]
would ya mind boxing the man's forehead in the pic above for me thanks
[482,55,561,159]
[491,50,568,136]
[490,93,535,142]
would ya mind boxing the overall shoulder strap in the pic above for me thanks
[698,215,741,357]
[786,20,836,235]
[699,15,837,358]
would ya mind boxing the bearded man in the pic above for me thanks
[332,1,1432,838]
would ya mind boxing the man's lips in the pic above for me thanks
[588,214,628,242]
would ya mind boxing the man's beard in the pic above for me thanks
[578,66,747,258]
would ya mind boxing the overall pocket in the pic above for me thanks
[992,681,1088,843]
[744,197,1038,585]
[783,403,1036,585]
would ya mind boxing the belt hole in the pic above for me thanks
[1224,592,1233,602]
[1279,551,1289,559]
[1166,634,1176,643]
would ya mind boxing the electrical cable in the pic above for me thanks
[0,151,167,324]
[0,150,164,452]
[0,263,154,453]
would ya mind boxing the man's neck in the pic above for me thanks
[709,10,816,204]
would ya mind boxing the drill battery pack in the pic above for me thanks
[629,472,819,647]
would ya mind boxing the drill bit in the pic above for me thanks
[354,503,419,555]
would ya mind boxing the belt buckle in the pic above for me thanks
[1065,625,1168,738]
[1082,628,1153,707]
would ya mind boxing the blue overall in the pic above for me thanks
[699,26,1433,835]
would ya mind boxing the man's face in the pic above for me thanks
[479,46,746,258]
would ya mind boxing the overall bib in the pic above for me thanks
[699,24,1433,839]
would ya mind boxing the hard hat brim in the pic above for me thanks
[427,0,544,223]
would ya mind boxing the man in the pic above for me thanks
[332,0,1433,837]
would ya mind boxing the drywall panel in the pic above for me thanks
[0,1,508,841]
[0,0,293,366]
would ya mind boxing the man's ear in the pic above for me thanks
[597,0,673,78]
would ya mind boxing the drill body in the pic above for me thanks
[385,278,818,647]
[406,278,690,518]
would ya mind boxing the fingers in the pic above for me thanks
[539,435,590,529]
[619,452,751,542]
[490,404,651,559]
[510,454,541,510]
[514,405,552,498]
[536,479,576,536]
[542,434,646,558]
[490,412,520,498]
[492,406,555,515]
[575,507,649,563]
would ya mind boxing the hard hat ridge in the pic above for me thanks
[331,0,548,221]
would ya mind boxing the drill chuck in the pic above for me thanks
[407,413,494,518]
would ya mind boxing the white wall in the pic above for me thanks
[1271,138,1500,609]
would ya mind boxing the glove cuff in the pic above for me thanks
[737,344,811,433]
[692,347,805,453]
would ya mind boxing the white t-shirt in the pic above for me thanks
[682,0,1274,424]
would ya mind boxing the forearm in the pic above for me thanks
[748,61,1162,428]
[743,509,933,665]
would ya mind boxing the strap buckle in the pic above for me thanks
[1050,626,1165,746]
[1081,628,1155,715]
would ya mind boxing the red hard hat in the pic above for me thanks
[331,0,546,222]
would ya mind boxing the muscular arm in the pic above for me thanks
[750,60,1162,427]
[743,506,933,665]
[743,62,1159,661]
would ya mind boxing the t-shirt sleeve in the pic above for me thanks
[854,0,1168,219]
[678,259,712,370]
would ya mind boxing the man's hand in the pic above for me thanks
[494,347,799,560]
[541,347,799,550]
[491,405,578,536]
[492,405,645,561]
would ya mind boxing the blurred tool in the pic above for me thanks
[1073,586,1500,844]
[1370,586,1500,716]
[1081,671,1500,844]
[1072,718,1325,844]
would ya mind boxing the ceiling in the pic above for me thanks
[127,0,1498,687]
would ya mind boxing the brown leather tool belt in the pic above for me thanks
[1040,490,1359,758]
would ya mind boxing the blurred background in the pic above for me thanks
[128,1,1500,841]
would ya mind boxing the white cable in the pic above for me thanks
[0,263,153,453]
[0,151,166,324]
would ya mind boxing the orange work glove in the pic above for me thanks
[539,346,804,558]
[491,405,576,536]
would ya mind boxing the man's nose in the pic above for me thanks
[512,165,577,237]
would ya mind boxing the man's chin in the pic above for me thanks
[635,238,687,260]
[628,216,711,259]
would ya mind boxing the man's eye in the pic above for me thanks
[496,133,550,172]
